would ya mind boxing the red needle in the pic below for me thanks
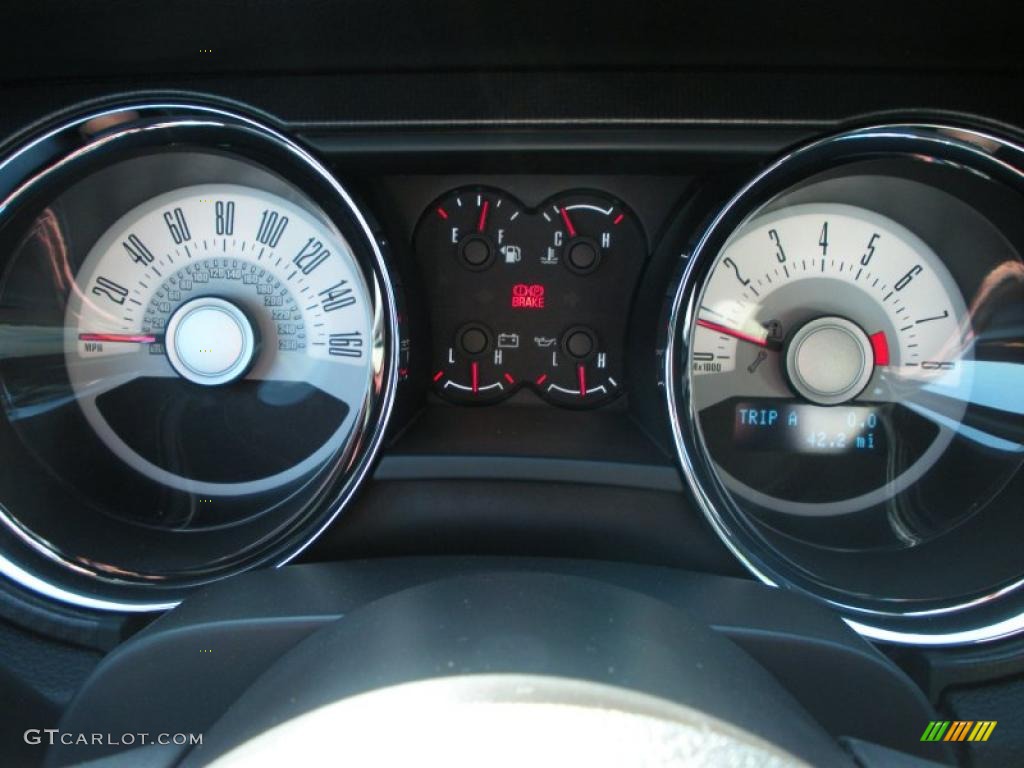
[477,200,490,233]
[471,360,479,393]
[560,206,577,238]
[577,363,587,397]
[696,319,771,349]
[78,333,158,344]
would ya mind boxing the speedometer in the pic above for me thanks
[0,103,398,610]
[691,203,970,515]
[68,184,373,497]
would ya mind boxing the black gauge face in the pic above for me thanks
[414,187,646,407]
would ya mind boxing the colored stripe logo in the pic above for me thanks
[921,721,997,742]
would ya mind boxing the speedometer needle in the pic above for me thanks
[696,319,777,350]
[78,332,158,344]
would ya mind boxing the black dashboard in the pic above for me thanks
[1,3,1023,766]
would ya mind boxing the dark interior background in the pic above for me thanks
[1,2,1023,766]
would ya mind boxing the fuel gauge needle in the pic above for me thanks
[477,199,490,233]
[696,319,780,351]
[78,332,159,344]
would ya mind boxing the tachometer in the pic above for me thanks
[691,203,970,514]
[665,123,1024,645]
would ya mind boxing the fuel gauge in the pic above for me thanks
[428,187,522,272]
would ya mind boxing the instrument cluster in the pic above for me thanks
[0,98,1022,648]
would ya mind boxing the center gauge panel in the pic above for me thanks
[414,187,646,407]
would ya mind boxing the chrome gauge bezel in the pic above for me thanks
[0,102,400,612]
[666,123,1024,646]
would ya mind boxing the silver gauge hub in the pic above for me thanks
[165,297,257,386]
[785,316,874,406]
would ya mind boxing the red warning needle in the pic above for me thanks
[471,360,480,393]
[560,206,577,238]
[477,200,490,233]
[696,319,771,349]
[577,363,587,397]
[78,333,157,344]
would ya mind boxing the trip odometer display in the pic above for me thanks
[67,184,373,497]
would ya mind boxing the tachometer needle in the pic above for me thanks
[78,332,158,344]
[560,206,577,238]
[696,318,775,349]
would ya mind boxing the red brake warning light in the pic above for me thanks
[511,283,545,310]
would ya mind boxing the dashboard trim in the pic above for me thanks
[374,455,685,493]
